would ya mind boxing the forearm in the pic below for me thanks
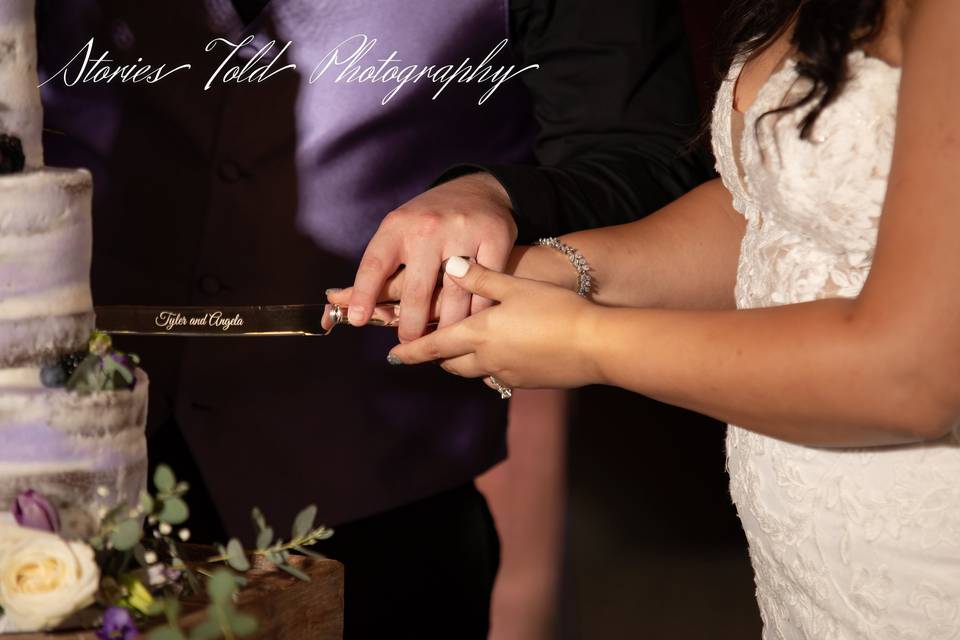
[479,0,710,240]
[508,179,745,309]
[580,300,953,447]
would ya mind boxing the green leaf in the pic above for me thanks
[255,526,274,551]
[159,497,189,524]
[187,617,221,640]
[154,465,176,493]
[144,598,167,616]
[165,598,182,620]
[226,609,259,637]
[292,504,317,539]
[251,507,266,531]
[148,626,188,640]
[139,490,155,514]
[110,518,143,550]
[226,538,250,572]
[206,568,238,605]
[276,562,311,582]
[293,545,326,559]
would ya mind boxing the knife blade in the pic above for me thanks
[94,304,411,337]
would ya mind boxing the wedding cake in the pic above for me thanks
[0,0,148,536]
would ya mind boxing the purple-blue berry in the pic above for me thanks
[40,364,68,388]
[62,351,87,377]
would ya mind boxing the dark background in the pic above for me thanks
[563,1,761,638]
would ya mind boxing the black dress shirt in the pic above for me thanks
[232,0,711,241]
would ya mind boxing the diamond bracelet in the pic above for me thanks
[535,237,593,298]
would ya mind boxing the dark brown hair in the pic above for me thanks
[716,0,886,139]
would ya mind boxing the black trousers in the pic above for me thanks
[149,420,500,639]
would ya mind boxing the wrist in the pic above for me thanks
[451,172,517,241]
[507,245,580,291]
[573,303,610,386]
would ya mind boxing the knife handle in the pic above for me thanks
[324,304,439,331]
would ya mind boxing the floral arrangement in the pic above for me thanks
[0,466,333,638]
[40,331,139,393]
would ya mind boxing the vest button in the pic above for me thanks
[198,275,222,296]
[218,161,241,183]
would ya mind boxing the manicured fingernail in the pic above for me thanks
[445,256,469,278]
[348,306,364,325]
[325,288,343,298]
[387,353,402,366]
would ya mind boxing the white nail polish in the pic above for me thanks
[445,256,470,278]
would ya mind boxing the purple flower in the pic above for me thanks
[12,490,60,533]
[96,606,140,640]
[109,353,138,390]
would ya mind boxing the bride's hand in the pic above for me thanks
[387,257,602,390]
[325,245,578,337]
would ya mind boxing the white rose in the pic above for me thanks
[0,528,100,631]
[0,523,34,562]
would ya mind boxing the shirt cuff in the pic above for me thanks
[433,163,561,244]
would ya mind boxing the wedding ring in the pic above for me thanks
[488,376,513,400]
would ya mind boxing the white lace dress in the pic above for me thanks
[712,51,960,639]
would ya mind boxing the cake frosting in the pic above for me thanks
[0,169,95,367]
[0,0,148,537]
[0,0,43,168]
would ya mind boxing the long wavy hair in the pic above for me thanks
[716,0,887,139]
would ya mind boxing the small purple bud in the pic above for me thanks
[12,489,61,533]
[97,606,140,640]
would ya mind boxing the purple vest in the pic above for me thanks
[38,0,537,529]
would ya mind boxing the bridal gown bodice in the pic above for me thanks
[712,51,960,639]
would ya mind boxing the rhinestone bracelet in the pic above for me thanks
[535,237,592,298]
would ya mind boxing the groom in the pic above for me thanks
[37,0,707,636]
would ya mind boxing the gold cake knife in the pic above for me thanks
[94,304,417,337]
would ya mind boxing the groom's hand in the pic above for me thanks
[328,173,517,342]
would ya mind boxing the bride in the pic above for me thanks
[352,0,960,636]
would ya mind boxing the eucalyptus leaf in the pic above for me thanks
[148,626,187,640]
[110,518,142,550]
[226,609,259,637]
[226,538,251,572]
[159,497,189,524]
[255,526,274,550]
[292,504,317,539]
[187,617,221,640]
[139,490,155,514]
[165,598,182,619]
[251,507,266,531]
[145,598,167,616]
[154,465,176,493]
[311,526,335,542]
[277,562,312,582]
[294,545,326,559]
[207,569,238,605]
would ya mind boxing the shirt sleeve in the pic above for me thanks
[437,0,714,243]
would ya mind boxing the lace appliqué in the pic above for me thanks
[713,52,960,640]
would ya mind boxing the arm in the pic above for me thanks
[589,0,960,444]
[391,0,960,447]
[335,0,711,339]
[507,178,745,310]
[442,0,712,241]
[345,178,745,312]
